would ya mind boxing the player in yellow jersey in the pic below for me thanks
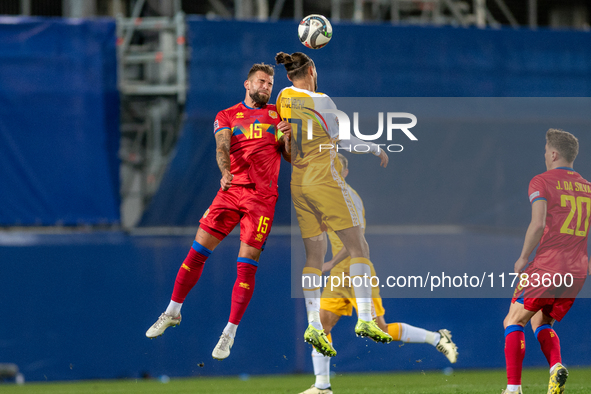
[298,154,459,394]
[275,51,391,358]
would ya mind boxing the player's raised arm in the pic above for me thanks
[322,97,388,168]
[215,128,233,191]
[514,199,547,273]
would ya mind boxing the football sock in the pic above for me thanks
[165,300,182,317]
[228,258,258,325]
[302,267,323,330]
[507,385,521,391]
[425,331,441,347]
[170,241,211,304]
[312,347,331,390]
[223,322,238,339]
[349,258,373,321]
[535,324,562,368]
[505,325,525,386]
[388,323,440,345]
[387,323,402,340]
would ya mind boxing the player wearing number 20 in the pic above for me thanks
[502,129,590,394]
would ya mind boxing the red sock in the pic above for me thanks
[505,325,525,386]
[171,241,211,303]
[228,259,258,325]
[536,325,562,367]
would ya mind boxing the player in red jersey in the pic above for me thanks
[502,129,590,394]
[146,63,292,361]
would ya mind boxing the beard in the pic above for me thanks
[250,91,269,107]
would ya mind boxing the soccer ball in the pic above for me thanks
[298,14,332,49]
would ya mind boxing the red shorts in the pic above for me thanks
[511,265,586,322]
[199,185,278,250]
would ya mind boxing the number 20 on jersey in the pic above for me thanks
[560,195,591,237]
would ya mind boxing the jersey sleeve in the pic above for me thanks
[275,90,285,118]
[214,110,231,135]
[528,175,547,204]
[320,95,340,140]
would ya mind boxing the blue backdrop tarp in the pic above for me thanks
[139,19,591,227]
[0,17,120,225]
[2,232,591,381]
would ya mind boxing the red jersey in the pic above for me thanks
[214,102,283,196]
[528,167,591,278]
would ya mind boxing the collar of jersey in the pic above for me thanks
[287,85,325,96]
[242,101,264,110]
[555,166,575,171]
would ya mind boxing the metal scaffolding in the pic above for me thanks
[117,0,187,228]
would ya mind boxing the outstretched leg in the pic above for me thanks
[379,316,458,363]
[146,227,221,338]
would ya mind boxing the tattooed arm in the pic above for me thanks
[215,129,233,191]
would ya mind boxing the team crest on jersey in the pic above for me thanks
[203,209,209,218]
[236,112,244,119]
[214,120,219,130]
[268,110,278,119]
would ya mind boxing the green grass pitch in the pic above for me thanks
[3,368,591,393]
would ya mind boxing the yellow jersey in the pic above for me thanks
[276,86,343,186]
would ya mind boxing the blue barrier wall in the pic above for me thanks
[0,17,120,225]
[2,17,591,384]
[140,19,591,227]
[1,232,590,381]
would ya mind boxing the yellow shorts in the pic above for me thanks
[291,181,360,239]
[320,263,385,318]
[321,296,385,318]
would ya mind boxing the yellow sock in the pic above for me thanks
[388,323,402,341]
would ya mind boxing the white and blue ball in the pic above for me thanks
[298,14,333,49]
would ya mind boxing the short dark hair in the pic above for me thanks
[547,128,579,163]
[247,63,274,79]
[275,52,314,80]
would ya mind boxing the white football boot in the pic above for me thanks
[212,332,234,360]
[436,329,458,363]
[145,312,181,338]
[298,385,333,394]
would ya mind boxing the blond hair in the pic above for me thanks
[547,128,579,163]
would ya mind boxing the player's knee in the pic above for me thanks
[238,244,262,262]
